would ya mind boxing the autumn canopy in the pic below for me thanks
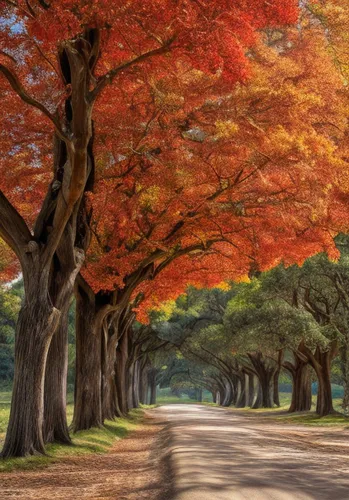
[0,0,348,458]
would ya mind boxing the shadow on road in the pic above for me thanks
[154,404,349,500]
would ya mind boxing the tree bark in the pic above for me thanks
[252,381,263,409]
[139,360,150,405]
[1,28,101,457]
[71,279,103,432]
[115,328,130,415]
[285,355,312,413]
[298,342,336,417]
[133,360,141,408]
[273,369,280,407]
[43,301,71,444]
[247,373,255,407]
[148,368,157,405]
[1,289,60,457]
[248,353,275,408]
[315,350,334,416]
[197,388,203,402]
[222,377,234,407]
[236,373,247,408]
[101,314,122,420]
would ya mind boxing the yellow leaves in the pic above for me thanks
[139,185,160,210]
[157,299,177,319]
[267,125,337,160]
[323,183,333,195]
[214,281,231,291]
[214,120,239,139]
[234,275,251,284]
[267,125,294,154]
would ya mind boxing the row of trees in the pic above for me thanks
[0,0,348,457]
[150,235,349,416]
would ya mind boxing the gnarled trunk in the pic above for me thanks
[2,286,60,457]
[285,355,312,413]
[299,342,336,417]
[248,353,275,408]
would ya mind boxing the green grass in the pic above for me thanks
[273,411,349,426]
[201,393,349,427]
[0,391,145,472]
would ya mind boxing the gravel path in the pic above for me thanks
[154,404,349,500]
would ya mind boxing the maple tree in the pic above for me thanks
[0,0,300,457]
[68,19,349,431]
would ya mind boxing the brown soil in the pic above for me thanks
[1,412,172,500]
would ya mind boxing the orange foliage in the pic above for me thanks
[83,26,348,314]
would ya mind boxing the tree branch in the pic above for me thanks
[90,36,176,101]
[0,190,32,263]
[0,64,67,141]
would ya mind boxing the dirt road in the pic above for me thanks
[2,405,349,499]
[155,404,349,500]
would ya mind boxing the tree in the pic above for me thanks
[70,17,349,429]
[1,0,301,456]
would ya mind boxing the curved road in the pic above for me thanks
[154,404,349,500]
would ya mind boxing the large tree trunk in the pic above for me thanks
[315,350,334,416]
[299,342,336,417]
[197,388,203,403]
[148,368,157,405]
[71,279,103,432]
[101,315,122,421]
[139,360,150,405]
[0,28,100,457]
[285,356,312,413]
[236,373,247,408]
[43,301,71,444]
[127,360,136,410]
[222,377,234,407]
[133,360,141,408]
[115,328,130,415]
[247,373,255,407]
[1,288,60,457]
[248,353,275,408]
[340,341,349,414]
[273,369,280,407]
[252,381,263,409]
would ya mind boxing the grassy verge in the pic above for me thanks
[200,393,349,427]
[0,391,146,473]
[273,411,349,427]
